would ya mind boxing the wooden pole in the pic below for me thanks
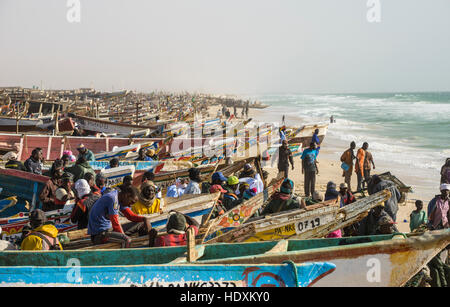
[186,227,197,262]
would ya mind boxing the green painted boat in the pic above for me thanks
[1,229,448,286]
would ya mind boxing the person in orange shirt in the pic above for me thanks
[355,142,368,192]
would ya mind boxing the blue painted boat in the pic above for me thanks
[0,169,47,217]
[0,262,335,287]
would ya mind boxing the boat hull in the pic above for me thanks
[0,262,335,287]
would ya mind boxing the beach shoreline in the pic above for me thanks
[208,103,437,233]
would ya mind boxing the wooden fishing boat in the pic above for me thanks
[71,114,167,137]
[200,174,285,242]
[0,203,76,241]
[0,197,18,216]
[3,230,447,287]
[101,165,135,188]
[288,123,328,147]
[237,188,391,243]
[0,262,335,287]
[0,169,48,217]
[94,143,142,161]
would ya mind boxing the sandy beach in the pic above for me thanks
[208,104,419,233]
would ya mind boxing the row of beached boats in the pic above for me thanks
[0,157,448,287]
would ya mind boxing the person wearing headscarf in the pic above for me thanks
[20,209,62,250]
[222,176,240,210]
[428,184,450,230]
[3,151,26,171]
[153,211,199,247]
[70,179,101,229]
[325,181,339,201]
[131,182,162,215]
[184,168,202,195]
[260,178,303,215]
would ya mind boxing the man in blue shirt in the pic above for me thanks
[88,185,149,247]
[301,142,319,197]
[312,129,321,152]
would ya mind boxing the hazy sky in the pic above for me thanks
[1,0,449,94]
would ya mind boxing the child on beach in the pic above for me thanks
[409,200,427,232]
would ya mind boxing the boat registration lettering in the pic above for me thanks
[295,218,321,233]
[131,281,241,287]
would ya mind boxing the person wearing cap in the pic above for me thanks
[338,183,356,208]
[54,172,75,208]
[261,178,303,215]
[77,144,95,162]
[427,184,450,230]
[368,174,401,222]
[20,209,62,250]
[61,150,76,168]
[301,142,319,197]
[153,211,200,247]
[166,178,187,198]
[131,182,162,215]
[70,179,101,229]
[65,156,96,182]
[325,181,339,201]
[88,185,150,248]
[24,147,44,175]
[202,171,228,194]
[184,168,202,195]
[222,176,240,211]
[340,141,356,190]
[3,151,27,171]
[39,163,64,211]
[278,140,294,179]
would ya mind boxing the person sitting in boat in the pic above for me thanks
[83,172,100,195]
[185,168,202,195]
[135,148,153,161]
[3,151,26,171]
[87,185,151,248]
[324,181,339,201]
[338,183,356,208]
[427,184,450,230]
[146,149,158,161]
[202,172,228,194]
[222,176,240,211]
[141,171,162,199]
[131,182,162,215]
[21,209,63,251]
[76,143,95,162]
[54,172,75,208]
[238,164,264,194]
[358,203,398,236]
[105,158,119,169]
[24,147,44,175]
[95,173,111,195]
[260,178,304,216]
[40,163,63,211]
[166,178,187,198]
[153,211,199,247]
[65,156,96,182]
[61,150,76,168]
[70,179,101,230]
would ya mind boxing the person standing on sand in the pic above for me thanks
[301,142,319,197]
[278,140,294,178]
[355,142,368,192]
[409,200,427,232]
[440,158,450,184]
[340,141,356,190]
[363,149,375,183]
[427,184,450,230]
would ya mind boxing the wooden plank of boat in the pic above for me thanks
[94,143,141,161]
[0,197,18,215]
[0,262,336,287]
[199,229,450,287]
[200,174,284,241]
[0,169,48,217]
[101,165,135,188]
